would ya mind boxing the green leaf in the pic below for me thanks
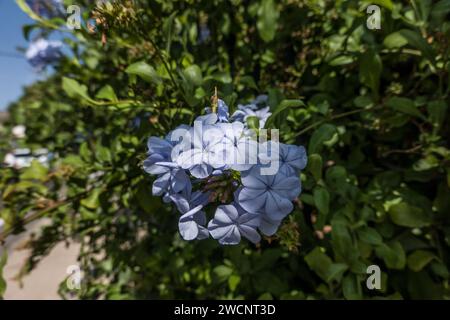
[163,11,177,54]
[20,160,48,181]
[431,0,450,16]
[62,77,96,104]
[228,274,241,292]
[413,154,439,171]
[308,124,337,154]
[375,241,406,269]
[398,29,435,63]
[0,251,7,298]
[96,145,112,163]
[313,187,330,216]
[257,0,279,42]
[213,265,233,282]
[308,154,323,181]
[183,65,203,86]
[388,202,431,228]
[427,100,447,131]
[95,85,118,102]
[329,55,354,66]
[257,292,273,300]
[342,274,362,300]
[384,32,408,49]
[369,0,394,10]
[357,227,383,245]
[386,97,425,119]
[125,61,162,84]
[359,50,382,95]
[331,219,358,265]
[79,142,92,162]
[81,188,102,209]
[407,250,437,272]
[305,247,348,283]
[267,99,305,127]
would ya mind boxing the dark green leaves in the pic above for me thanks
[375,241,406,269]
[266,99,305,127]
[431,0,450,16]
[183,65,202,86]
[62,77,96,104]
[388,203,431,228]
[427,100,447,132]
[407,250,437,272]
[313,187,330,216]
[357,227,383,245]
[126,61,162,84]
[305,248,348,283]
[359,50,382,96]
[257,0,279,42]
[397,29,435,63]
[308,124,337,154]
[308,154,323,181]
[386,97,425,119]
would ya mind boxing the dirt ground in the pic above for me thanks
[1,219,79,299]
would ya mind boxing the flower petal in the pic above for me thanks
[239,225,261,244]
[259,215,282,236]
[178,220,199,240]
[238,187,267,213]
[265,191,293,218]
[218,226,241,245]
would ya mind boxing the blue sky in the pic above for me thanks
[0,1,39,110]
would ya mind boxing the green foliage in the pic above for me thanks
[0,0,449,299]
[0,251,7,298]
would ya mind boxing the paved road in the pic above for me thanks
[1,219,79,299]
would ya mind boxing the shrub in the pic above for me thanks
[0,0,449,299]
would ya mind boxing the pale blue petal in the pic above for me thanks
[259,215,282,236]
[238,187,267,213]
[265,191,293,218]
[239,225,261,244]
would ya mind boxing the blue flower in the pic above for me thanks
[259,141,307,176]
[208,204,260,245]
[198,24,211,43]
[217,99,229,123]
[176,124,225,178]
[216,121,258,171]
[143,94,306,245]
[143,136,173,174]
[151,162,191,197]
[26,39,63,71]
[205,99,229,123]
[238,166,301,220]
[279,143,307,175]
[231,95,272,128]
[26,0,64,19]
[258,213,282,236]
[170,192,209,241]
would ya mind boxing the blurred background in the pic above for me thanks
[0,1,37,111]
[0,0,74,299]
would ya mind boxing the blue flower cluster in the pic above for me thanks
[144,96,307,245]
[25,0,65,19]
[26,38,63,71]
